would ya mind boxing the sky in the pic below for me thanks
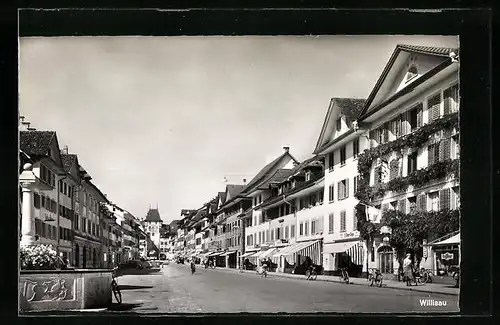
[19,35,458,223]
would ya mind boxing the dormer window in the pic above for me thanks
[305,170,312,182]
[336,117,342,131]
[406,65,418,82]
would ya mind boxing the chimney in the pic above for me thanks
[61,145,69,155]
[283,146,290,153]
[242,178,247,185]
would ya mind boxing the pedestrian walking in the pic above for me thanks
[190,260,196,274]
[403,253,414,286]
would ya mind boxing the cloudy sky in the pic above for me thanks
[19,35,458,223]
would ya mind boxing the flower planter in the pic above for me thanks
[19,269,113,312]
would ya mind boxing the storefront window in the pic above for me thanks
[434,245,459,275]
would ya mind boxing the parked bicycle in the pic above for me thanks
[306,266,318,281]
[338,267,349,284]
[452,270,460,288]
[111,267,122,304]
[368,268,383,287]
[415,268,433,284]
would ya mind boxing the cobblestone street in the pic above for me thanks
[108,263,458,314]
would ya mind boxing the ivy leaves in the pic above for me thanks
[358,159,459,201]
[357,112,459,177]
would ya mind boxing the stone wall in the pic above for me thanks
[19,269,112,312]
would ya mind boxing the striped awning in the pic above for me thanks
[258,248,277,260]
[249,250,267,259]
[240,252,255,258]
[275,240,321,265]
[222,250,237,256]
[323,241,358,254]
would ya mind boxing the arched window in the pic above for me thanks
[406,65,418,82]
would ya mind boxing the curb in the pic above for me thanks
[212,266,459,297]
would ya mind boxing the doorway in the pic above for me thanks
[378,246,394,274]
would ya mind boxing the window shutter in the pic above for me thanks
[383,123,389,143]
[398,199,406,213]
[329,213,334,233]
[439,188,451,210]
[443,88,452,115]
[417,194,427,211]
[401,112,408,135]
[428,94,441,123]
[389,160,399,180]
[428,144,435,166]
[373,167,380,186]
[440,138,451,161]
[416,105,423,127]
[337,182,341,200]
[346,179,349,198]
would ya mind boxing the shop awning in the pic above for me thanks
[240,252,255,258]
[429,233,460,246]
[249,250,267,259]
[259,248,277,259]
[210,252,224,257]
[323,241,359,254]
[222,250,237,256]
[274,240,321,265]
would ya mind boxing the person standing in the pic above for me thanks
[403,253,414,286]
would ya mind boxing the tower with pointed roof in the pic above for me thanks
[142,207,164,251]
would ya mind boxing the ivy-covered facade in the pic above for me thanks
[354,48,460,276]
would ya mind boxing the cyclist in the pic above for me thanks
[261,260,268,278]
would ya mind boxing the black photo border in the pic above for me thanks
[0,5,493,325]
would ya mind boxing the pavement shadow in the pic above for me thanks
[107,302,144,311]
[118,285,154,291]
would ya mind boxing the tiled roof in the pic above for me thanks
[218,192,226,205]
[241,151,298,194]
[335,98,366,126]
[20,131,55,156]
[258,169,294,189]
[289,156,323,178]
[226,184,245,199]
[397,44,458,57]
[145,208,162,222]
[61,154,77,172]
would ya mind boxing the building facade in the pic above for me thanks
[354,44,460,276]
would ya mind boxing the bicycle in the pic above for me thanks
[368,269,383,287]
[338,267,349,284]
[452,271,460,288]
[257,265,268,278]
[306,266,318,281]
[416,268,433,284]
[111,267,122,304]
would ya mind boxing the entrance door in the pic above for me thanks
[378,246,394,274]
[75,244,79,267]
[83,246,87,268]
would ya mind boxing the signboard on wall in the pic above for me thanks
[441,252,454,260]
[340,231,360,239]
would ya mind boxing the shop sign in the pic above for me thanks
[423,246,428,259]
[340,231,359,239]
[441,252,454,260]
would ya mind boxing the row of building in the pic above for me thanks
[18,120,166,268]
[167,44,461,277]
